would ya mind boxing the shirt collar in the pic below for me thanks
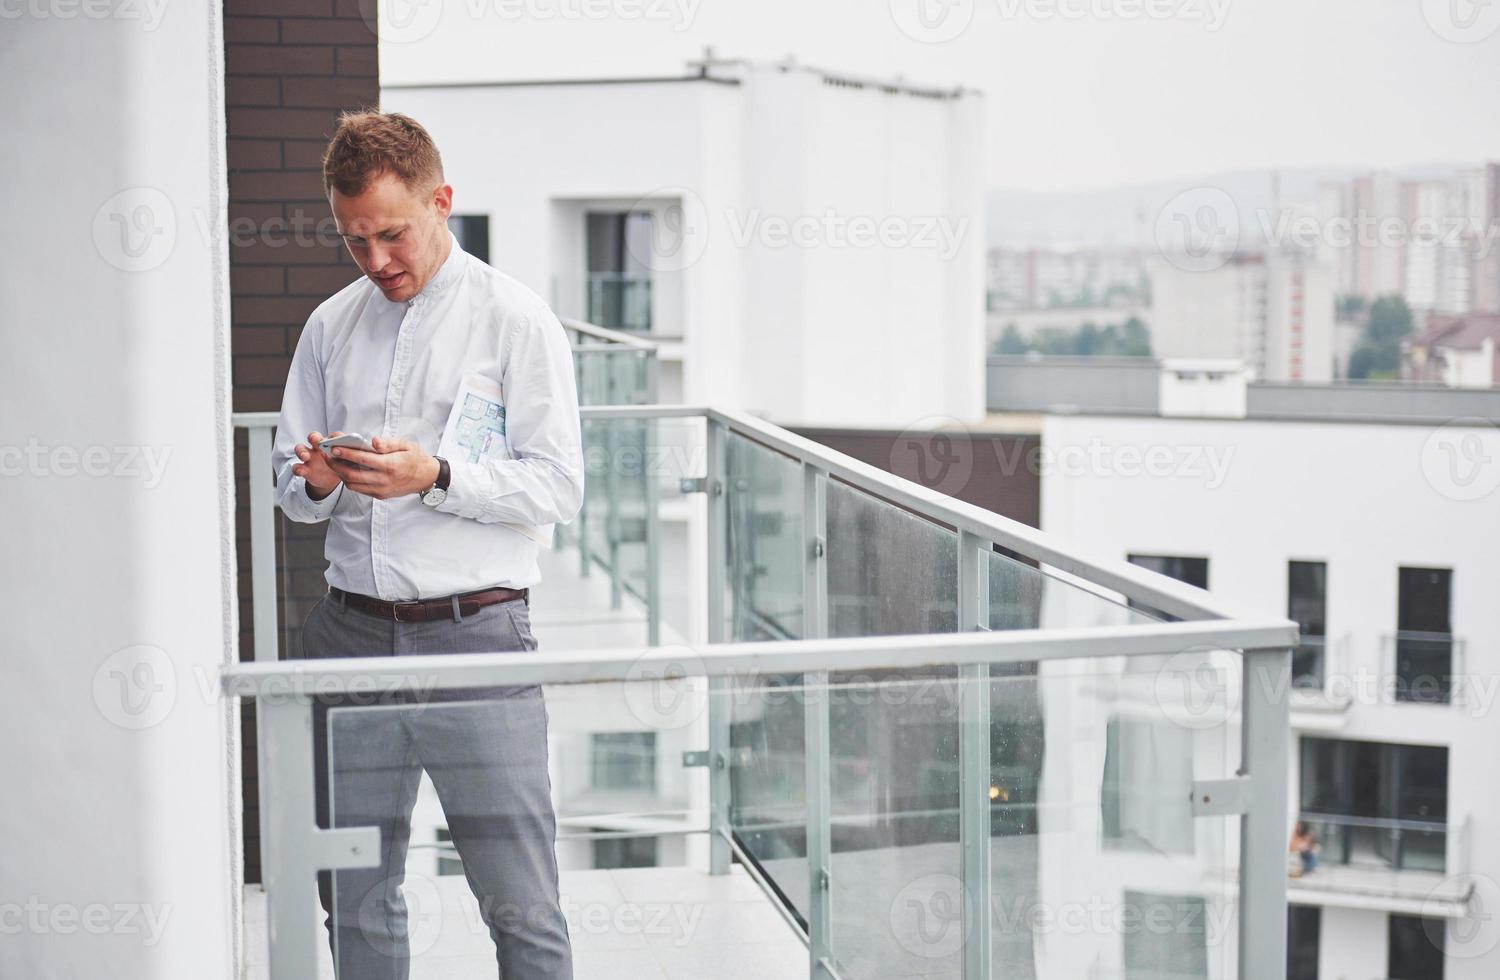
[406,231,465,307]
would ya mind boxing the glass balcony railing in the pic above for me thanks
[586,272,653,333]
[1296,812,1449,874]
[1387,630,1464,705]
[227,334,1298,980]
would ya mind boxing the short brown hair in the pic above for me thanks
[322,110,444,197]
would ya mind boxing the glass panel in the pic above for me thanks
[576,410,651,628]
[1015,656,1236,979]
[994,549,1164,632]
[826,479,958,637]
[725,433,805,642]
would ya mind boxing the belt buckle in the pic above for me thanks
[391,600,419,623]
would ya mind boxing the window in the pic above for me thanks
[1287,905,1320,980]
[592,830,659,870]
[1395,567,1453,704]
[1121,891,1208,979]
[1288,561,1327,690]
[590,732,656,792]
[585,211,652,331]
[1388,914,1444,979]
[1127,554,1209,622]
[1299,737,1448,872]
[447,214,489,265]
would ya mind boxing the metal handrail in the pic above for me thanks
[221,617,1295,695]
[560,315,658,351]
[1299,811,1449,834]
[582,404,1258,625]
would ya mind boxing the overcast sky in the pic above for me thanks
[378,0,1500,192]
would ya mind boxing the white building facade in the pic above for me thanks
[383,59,987,431]
[1038,406,1500,979]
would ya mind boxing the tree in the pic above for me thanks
[1119,317,1152,356]
[1347,294,1413,380]
[996,323,1027,355]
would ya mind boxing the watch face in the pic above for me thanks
[422,486,448,507]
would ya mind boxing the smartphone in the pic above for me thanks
[317,433,377,455]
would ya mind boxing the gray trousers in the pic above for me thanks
[299,591,573,979]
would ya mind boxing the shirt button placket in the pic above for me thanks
[374,298,420,600]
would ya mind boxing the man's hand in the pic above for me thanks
[326,435,441,501]
[292,431,345,500]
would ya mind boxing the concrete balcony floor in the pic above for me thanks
[243,864,808,980]
[1287,861,1470,917]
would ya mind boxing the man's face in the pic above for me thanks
[330,171,453,303]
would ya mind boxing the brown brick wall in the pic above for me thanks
[225,0,379,884]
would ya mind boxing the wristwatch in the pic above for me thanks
[419,456,451,507]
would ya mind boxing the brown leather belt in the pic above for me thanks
[329,585,528,623]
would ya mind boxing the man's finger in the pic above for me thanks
[371,436,411,454]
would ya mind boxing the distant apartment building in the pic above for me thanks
[987,356,1500,980]
[1317,164,1500,318]
[383,57,986,431]
[1148,252,1335,382]
[987,245,1148,311]
[1404,313,1500,387]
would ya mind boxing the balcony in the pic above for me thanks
[1288,814,1472,918]
[225,325,1298,979]
[1386,630,1466,706]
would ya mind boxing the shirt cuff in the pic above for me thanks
[293,476,342,521]
[433,454,490,520]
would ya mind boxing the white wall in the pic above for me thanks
[1040,412,1500,978]
[0,8,238,980]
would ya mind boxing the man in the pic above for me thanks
[272,110,582,978]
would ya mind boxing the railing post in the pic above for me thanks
[641,350,660,646]
[958,531,992,979]
[259,695,320,980]
[247,423,279,664]
[1239,648,1291,980]
[604,356,622,609]
[802,463,834,978]
[706,418,732,875]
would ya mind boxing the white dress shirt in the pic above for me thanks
[273,233,584,600]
